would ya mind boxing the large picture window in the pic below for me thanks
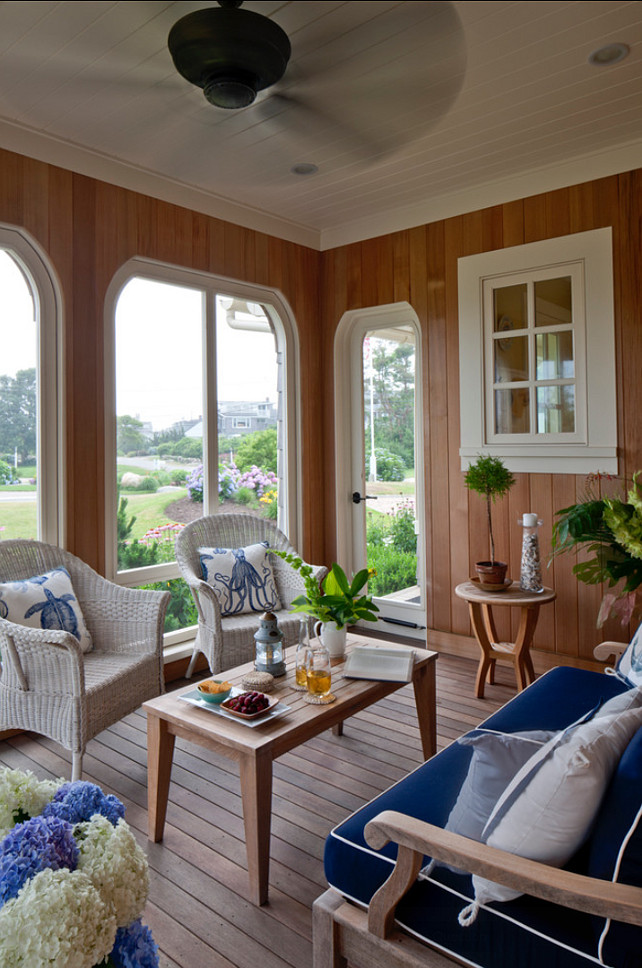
[458,228,617,474]
[0,227,61,544]
[105,259,299,647]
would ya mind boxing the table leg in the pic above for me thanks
[412,659,436,759]
[147,713,176,843]
[468,602,495,699]
[239,750,274,905]
[513,604,540,691]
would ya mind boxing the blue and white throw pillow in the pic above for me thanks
[0,566,92,653]
[198,542,281,617]
[616,622,642,686]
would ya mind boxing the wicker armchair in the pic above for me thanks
[0,540,169,781]
[175,513,327,677]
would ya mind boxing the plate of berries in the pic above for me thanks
[221,690,279,720]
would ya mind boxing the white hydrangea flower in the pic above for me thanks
[75,814,149,927]
[0,768,63,838]
[0,867,117,967]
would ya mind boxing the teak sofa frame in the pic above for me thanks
[313,641,642,968]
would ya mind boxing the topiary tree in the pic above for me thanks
[464,455,515,564]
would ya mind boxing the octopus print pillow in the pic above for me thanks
[198,542,281,617]
[0,566,92,653]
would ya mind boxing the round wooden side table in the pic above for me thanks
[455,580,556,698]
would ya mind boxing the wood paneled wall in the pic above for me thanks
[0,149,323,572]
[320,172,642,663]
[1,145,640,664]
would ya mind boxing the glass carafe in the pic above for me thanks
[293,618,311,691]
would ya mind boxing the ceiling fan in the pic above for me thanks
[167,1,467,164]
[168,0,291,111]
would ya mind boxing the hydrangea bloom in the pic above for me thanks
[75,815,149,927]
[42,780,125,827]
[110,919,159,968]
[0,866,116,968]
[0,768,63,838]
[0,814,78,905]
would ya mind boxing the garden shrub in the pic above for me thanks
[366,544,417,598]
[0,460,17,485]
[137,476,159,492]
[366,515,387,547]
[389,501,417,553]
[235,486,256,506]
[259,488,278,519]
[171,469,188,486]
[234,427,277,473]
[365,447,406,482]
[142,577,198,633]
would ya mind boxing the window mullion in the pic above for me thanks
[203,289,218,516]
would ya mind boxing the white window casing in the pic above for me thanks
[458,227,617,474]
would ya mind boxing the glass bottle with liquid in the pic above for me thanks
[293,618,311,691]
[306,638,332,701]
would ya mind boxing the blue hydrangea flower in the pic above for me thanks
[0,814,78,905]
[109,919,159,968]
[42,781,125,827]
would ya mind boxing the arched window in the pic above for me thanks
[105,258,300,649]
[0,226,62,544]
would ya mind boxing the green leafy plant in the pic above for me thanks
[464,455,515,564]
[271,552,379,628]
[551,471,642,625]
[367,545,417,598]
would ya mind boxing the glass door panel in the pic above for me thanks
[360,326,425,636]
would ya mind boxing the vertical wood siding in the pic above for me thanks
[0,145,639,662]
[320,173,642,662]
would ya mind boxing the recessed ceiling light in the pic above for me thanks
[291,163,318,176]
[588,43,630,66]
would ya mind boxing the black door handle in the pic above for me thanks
[352,491,378,504]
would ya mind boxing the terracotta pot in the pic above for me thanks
[474,561,508,585]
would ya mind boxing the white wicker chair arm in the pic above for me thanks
[189,579,224,638]
[0,617,85,697]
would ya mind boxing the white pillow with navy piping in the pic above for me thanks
[459,687,642,925]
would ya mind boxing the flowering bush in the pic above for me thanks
[188,460,278,508]
[186,463,204,502]
[139,522,185,564]
[0,768,158,968]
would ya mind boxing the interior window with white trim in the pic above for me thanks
[458,228,617,475]
[485,264,583,442]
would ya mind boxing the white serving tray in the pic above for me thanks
[179,688,290,728]
[343,646,415,682]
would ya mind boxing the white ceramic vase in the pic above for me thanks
[314,621,347,660]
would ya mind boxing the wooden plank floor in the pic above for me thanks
[0,653,518,968]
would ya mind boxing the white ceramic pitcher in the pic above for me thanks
[314,621,347,660]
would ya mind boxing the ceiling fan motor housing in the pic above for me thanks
[168,6,291,110]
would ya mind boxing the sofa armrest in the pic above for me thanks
[593,639,628,662]
[364,810,642,939]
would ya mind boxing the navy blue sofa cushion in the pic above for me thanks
[324,666,637,968]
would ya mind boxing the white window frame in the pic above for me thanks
[458,227,617,474]
[104,257,302,646]
[0,225,64,544]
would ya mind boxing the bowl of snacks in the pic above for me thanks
[221,690,277,719]
[196,679,233,704]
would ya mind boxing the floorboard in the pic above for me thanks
[0,652,518,968]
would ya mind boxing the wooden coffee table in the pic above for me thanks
[144,634,437,905]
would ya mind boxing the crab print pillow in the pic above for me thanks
[0,566,92,653]
[198,542,281,617]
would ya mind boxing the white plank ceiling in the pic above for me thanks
[0,1,640,248]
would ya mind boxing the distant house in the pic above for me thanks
[185,400,277,439]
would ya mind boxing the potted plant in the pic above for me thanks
[551,471,642,626]
[464,454,515,586]
[270,552,379,658]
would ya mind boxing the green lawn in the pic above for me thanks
[0,502,37,539]
[118,489,189,540]
[0,488,191,543]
